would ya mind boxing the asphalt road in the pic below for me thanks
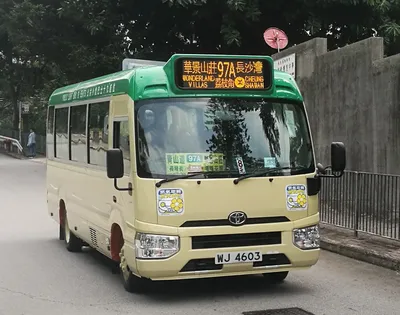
[0,153,399,315]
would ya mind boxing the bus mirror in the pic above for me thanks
[331,142,346,173]
[107,149,124,179]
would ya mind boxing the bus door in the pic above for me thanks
[108,95,134,221]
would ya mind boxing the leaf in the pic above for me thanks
[221,22,241,46]
[381,19,400,40]
[227,0,246,11]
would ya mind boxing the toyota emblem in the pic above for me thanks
[228,211,247,226]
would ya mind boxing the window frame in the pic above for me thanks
[47,106,55,158]
[133,97,316,179]
[88,100,110,167]
[69,104,89,163]
[113,116,131,175]
[54,106,70,160]
[48,97,111,170]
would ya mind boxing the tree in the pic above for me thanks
[0,0,125,133]
[128,0,400,58]
[2,0,400,137]
[0,0,50,130]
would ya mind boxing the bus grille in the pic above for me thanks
[191,232,281,249]
[180,258,222,272]
[179,254,291,273]
[181,216,290,228]
[253,254,291,267]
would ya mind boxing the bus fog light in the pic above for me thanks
[135,233,179,259]
[293,225,320,249]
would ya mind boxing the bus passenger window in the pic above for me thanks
[114,120,131,175]
[88,102,109,167]
[70,104,87,163]
[55,107,69,160]
[47,107,55,159]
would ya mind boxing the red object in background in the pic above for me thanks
[263,27,288,52]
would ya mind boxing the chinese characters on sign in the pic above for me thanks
[60,82,117,103]
[175,58,272,90]
[274,53,296,78]
[165,153,225,175]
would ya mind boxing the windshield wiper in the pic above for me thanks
[155,171,231,187]
[233,167,296,185]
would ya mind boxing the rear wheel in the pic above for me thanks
[64,215,82,252]
[262,271,289,283]
[59,223,65,241]
[119,245,148,293]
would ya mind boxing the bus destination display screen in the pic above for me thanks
[174,58,273,90]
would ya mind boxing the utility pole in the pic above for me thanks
[18,101,22,144]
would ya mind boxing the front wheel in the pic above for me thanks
[262,271,289,283]
[119,246,149,293]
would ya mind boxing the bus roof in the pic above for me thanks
[48,54,303,106]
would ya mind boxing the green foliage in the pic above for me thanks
[1,0,400,136]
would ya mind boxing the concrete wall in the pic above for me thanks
[272,37,400,174]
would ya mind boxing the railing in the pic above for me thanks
[0,129,46,155]
[0,135,24,155]
[320,171,400,241]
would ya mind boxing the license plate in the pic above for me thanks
[215,251,262,265]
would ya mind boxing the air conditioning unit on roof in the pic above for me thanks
[122,58,165,70]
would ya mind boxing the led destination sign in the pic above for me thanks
[174,57,273,90]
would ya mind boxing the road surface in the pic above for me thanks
[0,154,399,315]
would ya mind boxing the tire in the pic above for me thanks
[59,223,65,241]
[262,271,289,283]
[119,245,148,293]
[64,215,82,252]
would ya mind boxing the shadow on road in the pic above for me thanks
[1,235,314,312]
[144,275,308,302]
[75,243,312,302]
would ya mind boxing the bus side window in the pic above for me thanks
[113,120,131,175]
[70,104,87,163]
[54,107,69,160]
[47,106,55,159]
[88,101,109,167]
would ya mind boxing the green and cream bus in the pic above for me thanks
[46,54,346,293]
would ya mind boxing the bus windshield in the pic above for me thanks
[134,97,314,179]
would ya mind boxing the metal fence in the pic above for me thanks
[0,129,46,155]
[320,171,400,241]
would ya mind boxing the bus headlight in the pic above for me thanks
[135,233,180,259]
[293,225,320,250]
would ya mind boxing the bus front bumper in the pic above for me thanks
[123,216,320,281]
[134,246,319,281]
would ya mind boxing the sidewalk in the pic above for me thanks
[28,156,46,164]
[0,150,46,162]
[320,223,400,271]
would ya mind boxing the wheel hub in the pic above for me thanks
[64,219,70,244]
[119,247,130,281]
